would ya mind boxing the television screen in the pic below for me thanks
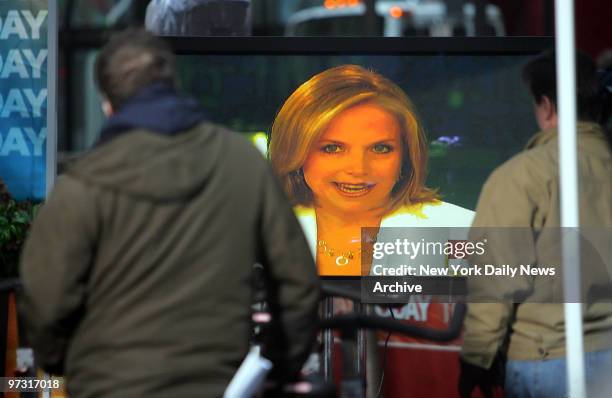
[174,38,549,211]
[170,37,550,398]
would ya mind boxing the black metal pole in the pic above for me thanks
[474,0,488,36]
[544,0,554,36]
[364,0,377,36]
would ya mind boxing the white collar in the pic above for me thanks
[295,202,475,258]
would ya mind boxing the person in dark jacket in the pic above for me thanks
[19,28,320,397]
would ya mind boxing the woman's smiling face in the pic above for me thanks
[302,103,403,217]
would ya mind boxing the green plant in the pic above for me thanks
[0,178,41,278]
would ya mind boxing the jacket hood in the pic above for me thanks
[97,82,207,145]
[67,123,225,202]
[65,84,221,202]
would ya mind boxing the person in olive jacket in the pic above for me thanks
[19,28,320,397]
[459,51,612,398]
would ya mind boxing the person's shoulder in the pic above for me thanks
[292,206,317,257]
[384,201,474,227]
[175,122,271,179]
[293,206,317,233]
[294,205,316,220]
[51,174,92,197]
[41,174,97,219]
[199,122,268,162]
[421,201,475,227]
[483,141,557,194]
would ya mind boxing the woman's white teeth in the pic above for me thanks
[336,183,370,193]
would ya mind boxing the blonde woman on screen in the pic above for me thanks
[269,65,474,276]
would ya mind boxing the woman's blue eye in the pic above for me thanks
[322,144,342,153]
[372,144,392,153]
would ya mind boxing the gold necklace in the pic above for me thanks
[317,240,359,267]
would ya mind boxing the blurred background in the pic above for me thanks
[56,0,612,210]
[57,0,612,44]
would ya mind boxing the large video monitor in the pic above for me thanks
[169,37,551,279]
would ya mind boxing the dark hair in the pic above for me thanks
[599,67,612,127]
[522,50,603,123]
[599,68,612,149]
[95,28,176,110]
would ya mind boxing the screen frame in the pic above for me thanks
[165,36,554,55]
[59,35,556,281]
[160,36,554,281]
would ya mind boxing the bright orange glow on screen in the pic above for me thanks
[390,6,404,19]
[324,0,361,9]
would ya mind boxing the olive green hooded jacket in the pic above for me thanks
[19,123,320,397]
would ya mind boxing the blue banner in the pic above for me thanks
[0,1,48,200]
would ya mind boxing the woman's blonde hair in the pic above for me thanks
[269,64,438,210]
